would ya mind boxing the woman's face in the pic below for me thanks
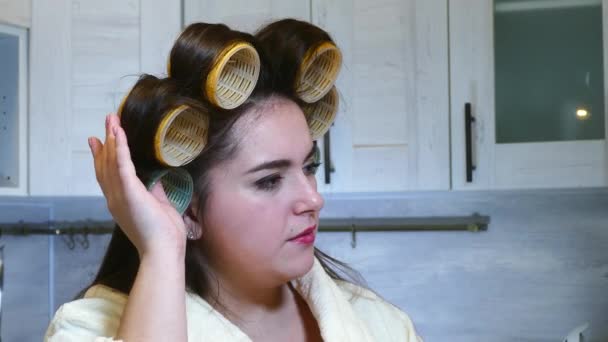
[199,97,324,286]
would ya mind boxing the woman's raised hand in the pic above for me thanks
[88,114,188,258]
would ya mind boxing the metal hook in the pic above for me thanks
[61,232,76,250]
[75,229,90,250]
[82,232,89,249]
[350,224,357,249]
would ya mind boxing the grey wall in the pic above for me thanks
[319,189,608,342]
[0,189,607,341]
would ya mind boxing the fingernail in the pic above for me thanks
[112,125,118,136]
[105,115,110,127]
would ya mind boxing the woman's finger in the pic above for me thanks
[88,136,104,180]
[149,181,171,206]
[105,116,119,187]
[88,136,103,160]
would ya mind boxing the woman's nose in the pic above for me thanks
[293,175,324,214]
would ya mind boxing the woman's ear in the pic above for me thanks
[183,200,203,240]
[184,214,203,240]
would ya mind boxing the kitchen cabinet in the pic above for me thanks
[24,0,607,196]
[311,0,451,192]
[449,0,608,189]
[29,0,181,195]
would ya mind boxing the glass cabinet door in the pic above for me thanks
[450,0,607,189]
[495,0,604,144]
[0,23,28,195]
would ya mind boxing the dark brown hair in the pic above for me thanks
[87,19,364,304]
[168,22,260,103]
[255,18,337,95]
[118,75,209,169]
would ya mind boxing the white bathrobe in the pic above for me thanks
[45,258,422,341]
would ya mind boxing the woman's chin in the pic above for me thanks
[288,248,316,279]
[274,248,315,282]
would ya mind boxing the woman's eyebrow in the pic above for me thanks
[246,159,291,174]
[245,145,316,174]
[303,145,315,162]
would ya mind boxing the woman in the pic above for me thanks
[45,19,422,342]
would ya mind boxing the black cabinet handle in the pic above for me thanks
[465,103,476,183]
[323,130,332,184]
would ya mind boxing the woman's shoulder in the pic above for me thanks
[44,285,127,341]
[334,280,423,342]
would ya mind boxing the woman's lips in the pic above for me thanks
[288,226,316,245]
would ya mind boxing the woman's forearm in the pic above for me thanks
[115,250,187,342]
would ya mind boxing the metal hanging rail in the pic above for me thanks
[0,214,489,249]
[0,214,489,234]
[319,214,489,232]
[318,214,489,248]
[0,220,115,236]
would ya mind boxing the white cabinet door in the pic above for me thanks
[449,0,608,190]
[0,0,31,28]
[30,0,181,195]
[312,0,450,192]
[184,0,309,32]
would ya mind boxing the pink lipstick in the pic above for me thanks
[288,226,316,245]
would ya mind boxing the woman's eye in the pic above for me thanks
[255,174,283,191]
[303,162,322,176]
